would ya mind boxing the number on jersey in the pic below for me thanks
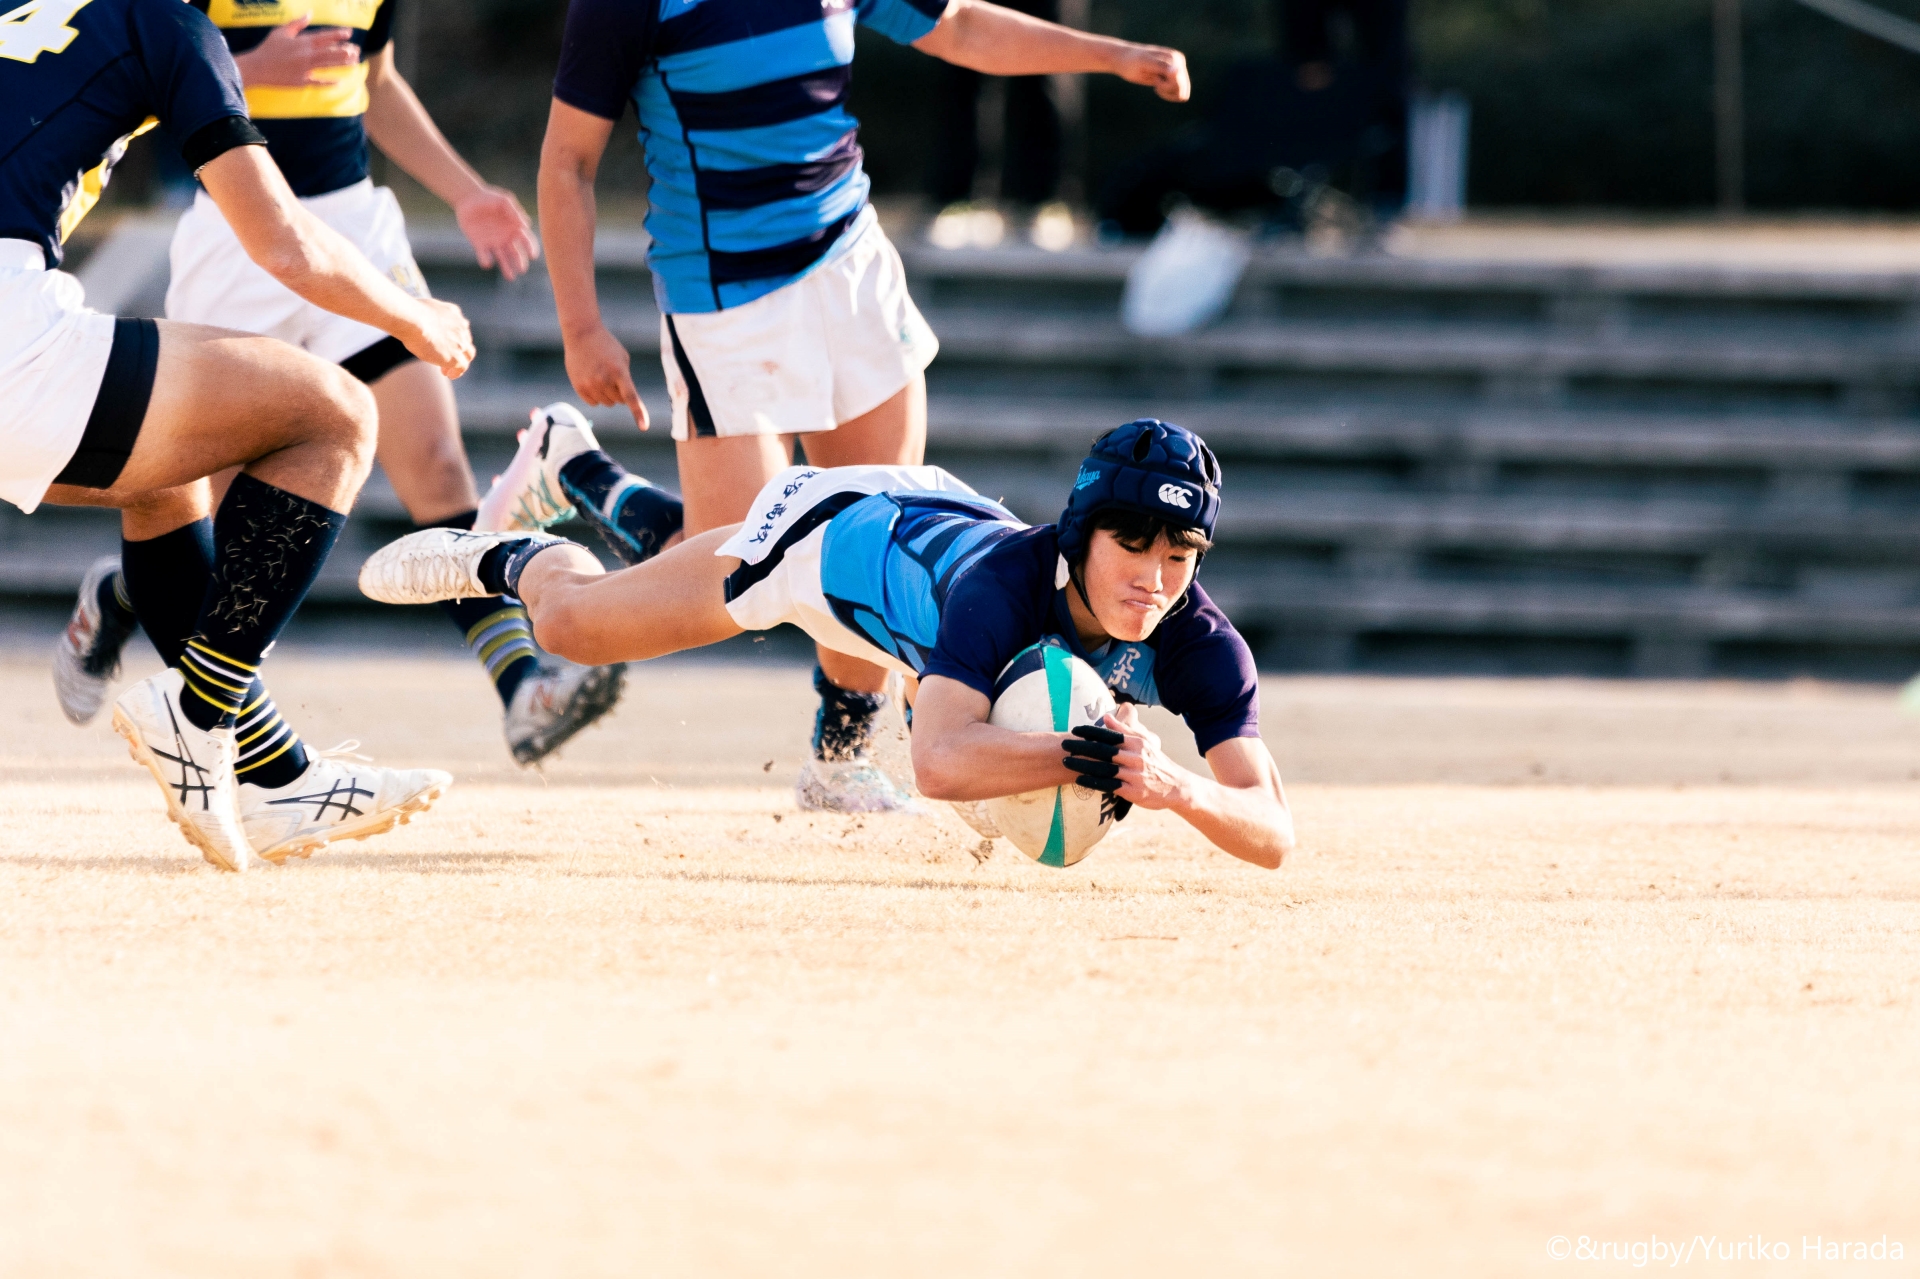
[0,0,93,64]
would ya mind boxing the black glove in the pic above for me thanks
[1062,724,1132,821]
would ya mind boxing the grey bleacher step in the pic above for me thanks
[447,382,1920,475]
[1201,568,1920,644]
[953,469,1920,558]
[461,299,1920,387]
[914,400,1920,471]
[414,227,1920,307]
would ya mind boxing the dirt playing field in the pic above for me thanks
[2,636,1918,1277]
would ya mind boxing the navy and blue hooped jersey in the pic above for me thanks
[820,500,1262,754]
[819,491,1027,675]
[188,0,393,197]
[0,0,254,265]
[553,0,946,314]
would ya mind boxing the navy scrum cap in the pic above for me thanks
[1057,419,1222,561]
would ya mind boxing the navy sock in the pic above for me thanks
[179,475,345,733]
[477,536,576,600]
[419,509,539,706]
[120,520,214,670]
[122,518,309,787]
[558,450,683,567]
[811,665,886,763]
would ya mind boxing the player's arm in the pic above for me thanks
[910,674,1083,801]
[538,99,650,428]
[362,45,539,280]
[1067,707,1292,869]
[197,144,474,377]
[912,0,1189,102]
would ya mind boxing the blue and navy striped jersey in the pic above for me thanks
[554,0,946,313]
[188,0,396,198]
[818,496,1263,753]
[0,0,254,265]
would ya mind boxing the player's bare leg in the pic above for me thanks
[360,525,742,665]
[369,358,477,523]
[46,322,373,513]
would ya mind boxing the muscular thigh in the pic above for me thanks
[100,321,365,500]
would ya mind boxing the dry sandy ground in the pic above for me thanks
[2,647,1919,1277]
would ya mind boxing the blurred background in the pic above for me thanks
[32,0,1920,683]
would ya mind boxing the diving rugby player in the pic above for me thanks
[365,417,1293,867]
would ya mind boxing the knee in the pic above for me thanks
[120,481,209,532]
[529,593,597,666]
[312,365,378,482]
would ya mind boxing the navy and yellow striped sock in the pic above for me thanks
[419,509,541,707]
[231,682,309,789]
[178,638,257,723]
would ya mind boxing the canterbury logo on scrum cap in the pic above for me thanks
[1156,483,1193,510]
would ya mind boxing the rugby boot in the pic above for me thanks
[359,528,560,606]
[476,402,597,533]
[240,745,451,863]
[52,556,137,725]
[111,669,251,872]
[504,659,626,765]
[795,757,927,816]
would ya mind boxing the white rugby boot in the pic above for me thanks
[504,659,626,765]
[359,528,560,606]
[795,757,927,815]
[240,744,452,864]
[52,556,138,725]
[111,669,251,872]
[475,402,600,533]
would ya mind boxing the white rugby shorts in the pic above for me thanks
[0,240,120,513]
[717,463,977,675]
[662,207,940,442]
[166,178,429,365]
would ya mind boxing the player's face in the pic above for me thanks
[1082,529,1199,643]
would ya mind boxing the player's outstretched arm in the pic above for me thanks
[911,675,1087,802]
[1079,706,1293,869]
[912,0,1189,102]
[539,100,650,430]
[198,146,474,378]
[363,46,540,280]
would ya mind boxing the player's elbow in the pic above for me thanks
[908,740,966,801]
[251,233,324,293]
[1248,816,1297,871]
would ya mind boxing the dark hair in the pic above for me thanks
[1084,507,1214,555]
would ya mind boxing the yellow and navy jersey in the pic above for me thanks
[0,0,261,265]
[188,0,394,196]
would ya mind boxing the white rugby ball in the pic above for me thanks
[981,643,1119,867]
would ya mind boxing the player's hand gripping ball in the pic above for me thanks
[974,644,1125,867]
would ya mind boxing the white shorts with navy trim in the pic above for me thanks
[661,208,939,442]
[0,240,118,513]
[716,463,977,674]
[166,179,429,366]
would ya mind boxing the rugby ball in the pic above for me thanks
[980,644,1119,867]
